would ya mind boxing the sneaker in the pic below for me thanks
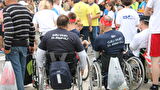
[150,85,159,90]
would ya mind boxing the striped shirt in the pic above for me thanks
[3,4,35,50]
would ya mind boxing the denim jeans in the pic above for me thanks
[80,26,89,40]
[6,47,28,90]
[89,26,100,48]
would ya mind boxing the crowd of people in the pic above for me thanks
[0,0,160,90]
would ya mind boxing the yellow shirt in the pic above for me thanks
[89,3,100,26]
[74,2,90,26]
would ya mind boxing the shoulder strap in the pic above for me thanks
[49,52,68,62]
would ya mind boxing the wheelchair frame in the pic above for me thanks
[32,53,90,90]
[89,55,145,90]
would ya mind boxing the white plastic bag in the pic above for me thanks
[0,61,17,90]
[107,57,126,89]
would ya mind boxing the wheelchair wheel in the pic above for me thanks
[121,60,133,88]
[89,61,102,90]
[127,57,145,89]
[77,64,83,90]
[38,67,47,90]
[32,58,39,89]
[82,56,90,81]
[72,63,83,90]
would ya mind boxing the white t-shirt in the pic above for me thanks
[130,29,149,56]
[33,10,58,36]
[108,11,115,28]
[147,0,160,34]
[53,4,67,15]
[116,8,139,44]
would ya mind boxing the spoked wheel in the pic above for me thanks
[127,57,145,90]
[38,67,47,90]
[32,58,40,89]
[122,60,133,88]
[77,65,83,90]
[89,61,102,90]
[71,63,83,90]
[82,56,90,81]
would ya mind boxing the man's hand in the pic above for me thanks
[29,46,34,53]
[4,49,11,54]
[81,69,84,76]
[89,26,92,32]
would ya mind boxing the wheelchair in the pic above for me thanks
[89,52,145,90]
[32,52,90,90]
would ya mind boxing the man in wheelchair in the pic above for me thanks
[94,16,125,89]
[36,15,87,89]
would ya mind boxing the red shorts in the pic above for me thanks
[150,34,160,57]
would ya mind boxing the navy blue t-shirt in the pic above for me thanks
[70,29,80,37]
[94,30,125,54]
[39,28,84,52]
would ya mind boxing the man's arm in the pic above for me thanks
[91,13,100,20]
[144,7,153,16]
[36,48,46,68]
[130,35,140,51]
[29,20,36,53]
[77,50,87,70]
[3,11,14,52]
[144,0,153,16]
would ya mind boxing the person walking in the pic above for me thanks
[3,0,35,90]
[116,0,139,50]
[73,0,92,41]
[145,0,160,90]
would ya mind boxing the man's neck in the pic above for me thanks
[125,6,130,8]
[104,27,112,32]
[141,26,148,31]
[7,1,17,5]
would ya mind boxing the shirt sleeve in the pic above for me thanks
[3,11,14,50]
[38,35,48,50]
[130,35,140,51]
[95,4,100,14]
[116,11,121,25]
[147,0,154,8]
[29,22,35,47]
[94,36,103,51]
[73,35,84,52]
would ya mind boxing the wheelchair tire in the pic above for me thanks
[82,56,90,81]
[38,67,47,90]
[32,57,40,89]
[77,64,83,90]
[89,61,102,90]
[127,57,145,90]
[122,60,133,88]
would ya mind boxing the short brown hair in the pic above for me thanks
[121,0,133,6]
[105,2,116,12]
[68,12,76,19]
[57,15,69,28]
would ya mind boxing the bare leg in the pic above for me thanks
[151,57,160,84]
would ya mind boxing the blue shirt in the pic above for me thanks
[103,9,108,15]
[70,29,80,37]
[94,30,125,54]
[39,28,84,52]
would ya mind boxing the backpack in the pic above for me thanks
[48,52,72,89]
